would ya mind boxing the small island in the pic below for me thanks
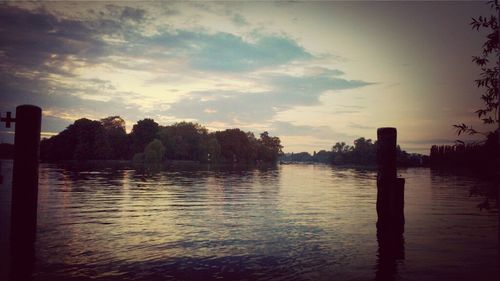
[39,116,283,164]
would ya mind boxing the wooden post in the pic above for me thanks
[375,127,405,280]
[10,105,41,281]
[376,127,405,234]
[497,3,500,265]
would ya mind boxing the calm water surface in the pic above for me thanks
[0,161,498,280]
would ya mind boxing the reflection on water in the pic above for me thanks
[375,229,405,281]
[0,161,498,280]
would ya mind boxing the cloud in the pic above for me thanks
[401,138,456,145]
[339,105,364,109]
[348,122,374,130]
[232,13,248,26]
[40,115,75,134]
[0,5,149,126]
[118,6,147,22]
[0,4,143,119]
[0,4,156,83]
[142,30,313,72]
[305,67,345,77]
[0,3,374,148]
[165,72,372,123]
[163,91,276,123]
[270,121,353,141]
[267,73,372,93]
[332,110,360,115]
[0,5,132,79]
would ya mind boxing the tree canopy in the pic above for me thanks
[429,2,499,174]
[280,137,423,167]
[41,117,283,164]
[455,0,499,136]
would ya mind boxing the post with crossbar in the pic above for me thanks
[9,105,42,281]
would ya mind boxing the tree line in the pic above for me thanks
[448,1,499,179]
[40,116,283,164]
[429,132,498,174]
[280,137,426,167]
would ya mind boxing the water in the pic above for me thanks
[0,161,498,280]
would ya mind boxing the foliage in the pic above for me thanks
[129,118,159,158]
[281,152,314,162]
[215,128,254,163]
[40,116,282,164]
[144,139,165,163]
[280,137,424,167]
[158,122,209,161]
[352,137,376,165]
[73,118,111,160]
[454,0,499,136]
[41,118,111,161]
[312,150,332,163]
[132,152,144,163]
[258,131,283,162]
[429,132,498,174]
[101,116,128,159]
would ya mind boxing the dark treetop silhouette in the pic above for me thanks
[430,1,499,176]
[37,115,428,167]
[280,137,426,167]
[40,117,283,164]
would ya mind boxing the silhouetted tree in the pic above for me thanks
[132,152,144,163]
[40,118,110,161]
[352,137,376,165]
[331,142,352,164]
[396,145,423,167]
[441,1,499,175]
[72,118,110,160]
[158,122,211,161]
[204,134,221,162]
[40,116,281,164]
[332,142,347,153]
[215,128,253,163]
[129,118,159,157]
[312,150,332,163]
[282,151,313,162]
[281,138,422,166]
[455,0,498,136]
[328,138,376,165]
[429,133,498,174]
[100,116,128,159]
[258,131,283,162]
[246,132,260,162]
[144,139,165,163]
[41,125,74,161]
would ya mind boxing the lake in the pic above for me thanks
[0,160,498,281]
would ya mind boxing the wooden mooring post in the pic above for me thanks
[376,127,405,235]
[1,105,42,281]
[375,127,405,280]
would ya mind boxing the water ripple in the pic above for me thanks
[0,161,496,280]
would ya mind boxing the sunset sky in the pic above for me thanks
[0,1,494,154]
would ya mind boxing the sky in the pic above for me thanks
[0,1,495,154]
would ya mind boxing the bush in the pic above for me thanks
[144,139,165,163]
[132,153,144,163]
